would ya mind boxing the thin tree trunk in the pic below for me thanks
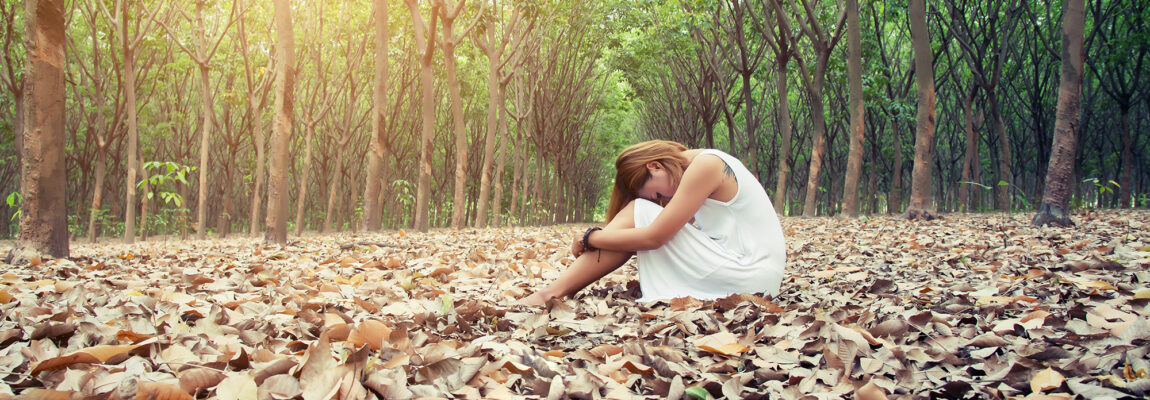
[324,151,345,232]
[906,0,936,220]
[1119,111,1132,207]
[87,150,106,242]
[802,77,827,217]
[491,88,510,227]
[405,0,439,232]
[960,89,978,211]
[122,7,139,244]
[265,0,294,244]
[990,95,1011,210]
[195,62,212,239]
[888,120,902,214]
[1034,0,1085,226]
[362,0,389,232]
[248,97,265,235]
[294,125,314,236]
[841,0,865,217]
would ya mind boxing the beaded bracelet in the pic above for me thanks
[582,227,602,251]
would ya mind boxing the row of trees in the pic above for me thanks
[618,0,1146,218]
[2,0,626,248]
[1,0,1144,257]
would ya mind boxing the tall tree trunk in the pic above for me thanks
[491,87,510,227]
[362,0,389,232]
[959,88,979,211]
[1034,0,1084,226]
[841,0,865,217]
[1119,111,1132,208]
[12,0,67,261]
[801,75,828,217]
[888,116,903,214]
[248,96,265,235]
[122,6,140,244]
[906,0,936,220]
[195,62,212,239]
[87,150,105,241]
[265,0,294,244]
[989,95,1011,211]
[444,35,468,229]
[294,125,314,235]
[324,151,345,232]
[405,0,439,232]
[476,29,501,228]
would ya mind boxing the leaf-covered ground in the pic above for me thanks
[1,210,1149,399]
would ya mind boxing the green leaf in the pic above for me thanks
[997,180,1009,186]
[685,386,709,400]
[439,293,453,315]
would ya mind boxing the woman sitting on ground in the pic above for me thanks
[523,140,786,305]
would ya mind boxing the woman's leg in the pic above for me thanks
[522,200,638,306]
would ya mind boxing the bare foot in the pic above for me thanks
[519,292,550,307]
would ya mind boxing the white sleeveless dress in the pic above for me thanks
[632,149,787,302]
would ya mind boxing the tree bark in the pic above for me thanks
[959,88,980,211]
[841,0,865,218]
[1034,0,1084,226]
[888,120,902,214]
[193,0,213,240]
[1119,111,1132,207]
[362,0,390,232]
[906,0,937,220]
[405,0,439,232]
[265,0,295,244]
[11,0,68,261]
[121,3,140,244]
[294,124,314,236]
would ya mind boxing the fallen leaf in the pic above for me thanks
[1030,368,1065,393]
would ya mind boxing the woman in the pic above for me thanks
[523,140,786,305]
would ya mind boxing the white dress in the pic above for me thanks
[632,149,787,302]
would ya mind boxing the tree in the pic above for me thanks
[758,0,795,216]
[1034,0,1085,226]
[840,0,865,217]
[235,0,275,236]
[405,0,440,232]
[361,0,390,232]
[789,0,846,217]
[436,0,482,229]
[945,0,1022,211]
[265,0,294,244]
[100,0,162,243]
[906,0,936,220]
[9,0,67,262]
[473,0,534,228]
[1091,0,1147,208]
[158,0,239,239]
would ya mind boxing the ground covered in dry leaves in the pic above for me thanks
[1,210,1149,399]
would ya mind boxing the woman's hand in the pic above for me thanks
[571,234,588,258]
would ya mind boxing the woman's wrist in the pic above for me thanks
[583,227,602,251]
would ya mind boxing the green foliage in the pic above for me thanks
[6,191,20,222]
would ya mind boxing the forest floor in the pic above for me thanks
[1,210,1149,399]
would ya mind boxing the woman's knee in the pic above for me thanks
[605,199,640,230]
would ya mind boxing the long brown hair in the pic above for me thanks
[605,140,689,221]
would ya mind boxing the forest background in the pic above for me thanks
[0,0,1147,244]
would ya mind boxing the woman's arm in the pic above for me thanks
[586,154,726,251]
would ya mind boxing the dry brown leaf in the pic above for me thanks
[215,375,257,400]
[31,343,147,374]
[694,332,749,356]
[855,381,888,400]
[299,331,342,400]
[0,289,14,304]
[347,320,391,350]
[178,368,225,395]
[1030,368,1065,393]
